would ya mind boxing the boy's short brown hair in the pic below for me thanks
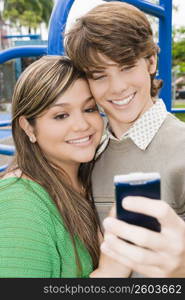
[65,1,163,97]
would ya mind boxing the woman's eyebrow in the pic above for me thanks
[89,69,106,75]
[51,96,94,108]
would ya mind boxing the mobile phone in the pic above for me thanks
[114,172,161,232]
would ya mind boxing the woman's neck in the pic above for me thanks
[58,162,83,194]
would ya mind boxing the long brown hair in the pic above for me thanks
[65,1,163,97]
[3,56,100,275]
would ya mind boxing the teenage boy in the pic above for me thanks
[65,2,185,277]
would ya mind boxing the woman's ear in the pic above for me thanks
[19,116,36,143]
[148,54,157,74]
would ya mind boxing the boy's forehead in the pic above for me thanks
[87,53,118,72]
[83,49,138,74]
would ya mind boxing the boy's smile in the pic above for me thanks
[108,92,137,107]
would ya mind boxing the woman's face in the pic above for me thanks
[33,79,103,169]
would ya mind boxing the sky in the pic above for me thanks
[172,0,185,28]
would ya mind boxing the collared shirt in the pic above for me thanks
[96,99,168,158]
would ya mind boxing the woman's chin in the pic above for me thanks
[77,152,96,163]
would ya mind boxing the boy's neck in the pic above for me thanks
[108,121,132,139]
[108,98,155,139]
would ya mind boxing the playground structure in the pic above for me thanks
[0,0,177,171]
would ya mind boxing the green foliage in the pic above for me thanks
[175,113,185,122]
[174,104,185,122]
[3,0,53,32]
[172,27,185,74]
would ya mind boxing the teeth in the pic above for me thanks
[112,94,134,105]
[68,136,90,144]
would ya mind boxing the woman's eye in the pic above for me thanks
[54,113,69,120]
[85,106,98,113]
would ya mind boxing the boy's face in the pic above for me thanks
[87,54,157,137]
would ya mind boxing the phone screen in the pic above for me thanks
[114,172,161,232]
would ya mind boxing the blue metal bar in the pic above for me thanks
[172,108,185,113]
[118,0,165,18]
[0,120,11,127]
[47,0,75,55]
[0,165,9,172]
[158,0,172,112]
[0,45,47,64]
[0,144,15,156]
[3,34,41,40]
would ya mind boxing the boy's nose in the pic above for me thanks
[109,76,127,96]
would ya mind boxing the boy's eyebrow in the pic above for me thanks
[51,96,94,107]
[89,63,120,74]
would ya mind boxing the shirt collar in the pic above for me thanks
[95,99,167,158]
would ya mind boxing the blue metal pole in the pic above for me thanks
[0,46,47,64]
[0,120,11,127]
[3,34,41,40]
[158,0,172,112]
[0,144,15,156]
[118,0,165,17]
[172,108,185,113]
[0,165,9,172]
[47,0,75,55]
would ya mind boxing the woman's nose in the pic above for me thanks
[72,113,90,132]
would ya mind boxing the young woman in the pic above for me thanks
[0,55,130,278]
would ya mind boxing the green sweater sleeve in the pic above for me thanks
[0,178,61,278]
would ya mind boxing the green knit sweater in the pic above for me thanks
[0,177,93,278]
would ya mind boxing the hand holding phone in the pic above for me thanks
[114,172,161,232]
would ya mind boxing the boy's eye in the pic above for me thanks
[121,65,135,71]
[93,75,106,80]
[87,70,105,80]
[54,113,69,120]
[85,105,98,113]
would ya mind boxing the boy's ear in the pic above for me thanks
[148,54,157,74]
[19,116,36,143]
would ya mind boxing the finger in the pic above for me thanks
[101,239,165,277]
[103,217,166,251]
[130,264,166,278]
[101,235,170,277]
[122,197,182,227]
[103,233,160,266]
